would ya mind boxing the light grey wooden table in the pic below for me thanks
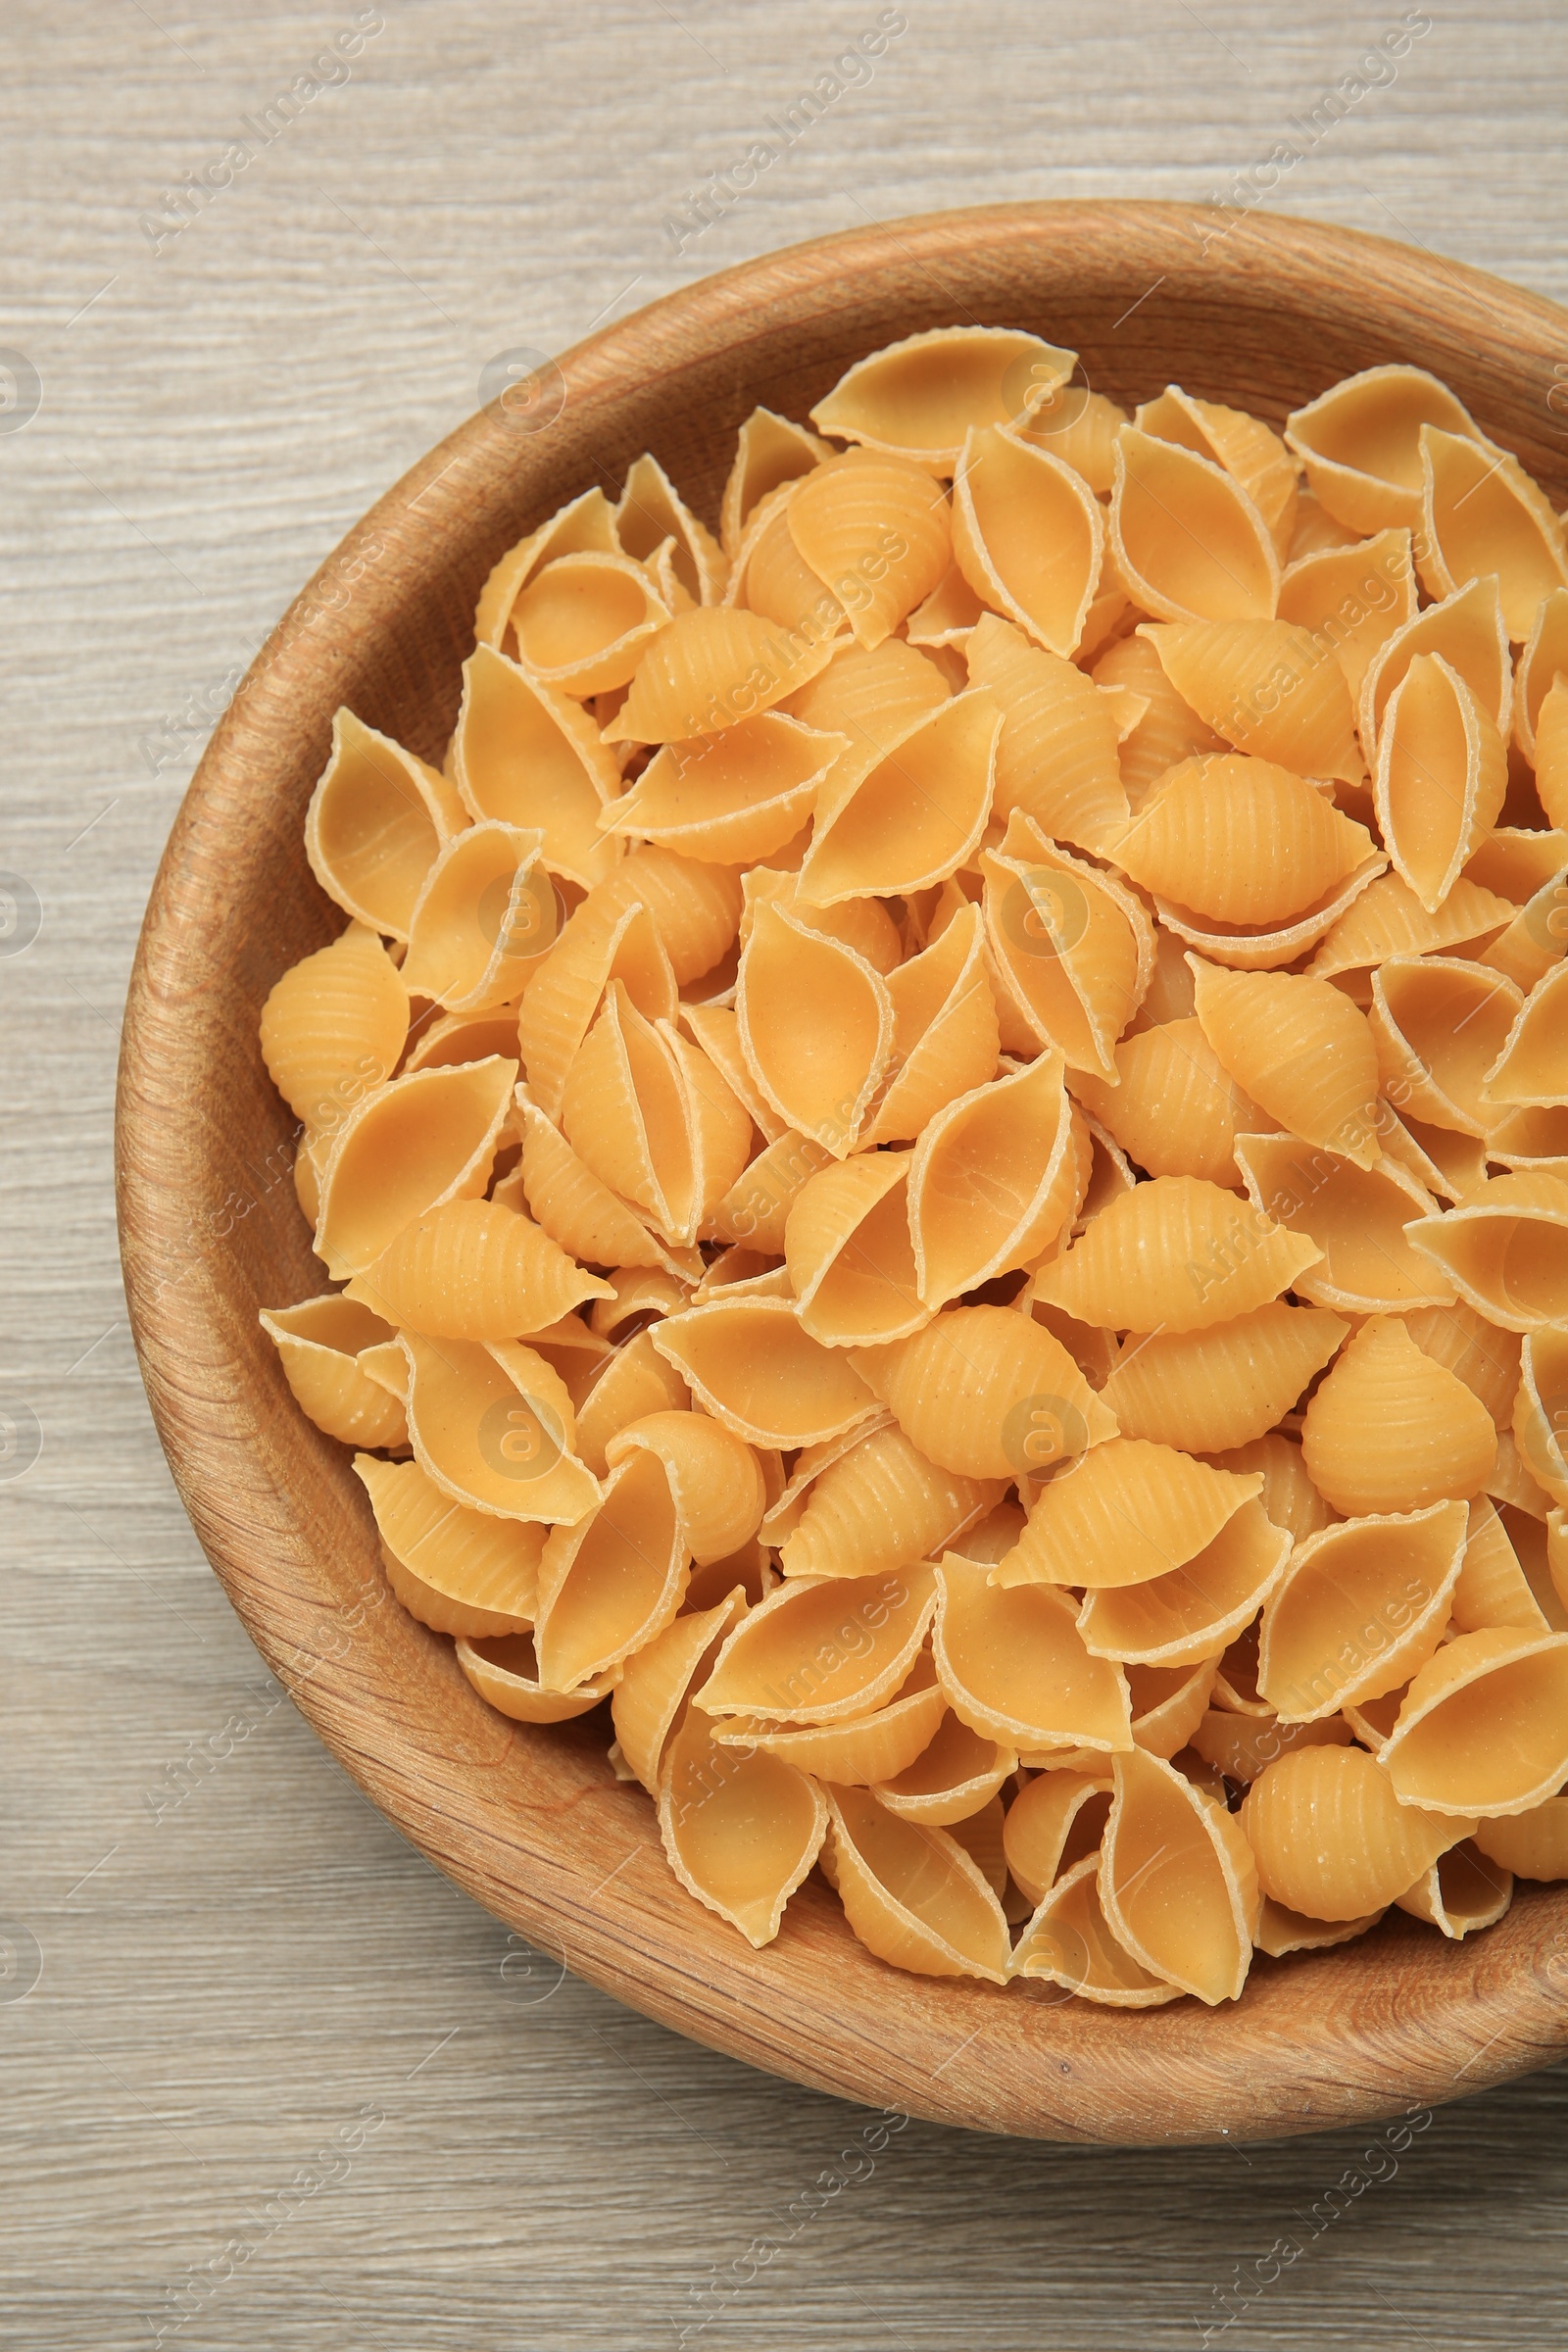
[6,4,1568,2345]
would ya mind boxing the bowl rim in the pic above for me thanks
[116,198,1568,2145]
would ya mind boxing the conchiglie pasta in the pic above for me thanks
[305,710,464,940]
[808,324,1075,471]
[777,1420,999,1582]
[1069,1018,1263,1188]
[1032,1174,1322,1335]
[1191,958,1383,1169]
[1241,1742,1472,1918]
[354,1453,545,1635]
[260,1294,408,1449]
[1112,755,1375,927]
[1110,428,1280,624]
[1284,364,1486,535]
[315,1055,516,1278]
[1142,621,1363,785]
[452,644,622,889]
[1299,1315,1496,1515]
[966,612,1130,852]
[996,1439,1261,1592]
[983,815,1153,1082]
[951,423,1104,657]
[1100,1304,1348,1457]
[1258,1499,1467,1721]
[1417,423,1568,641]
[260,922,408,1134]
[850,1304,1115,1484]
[906,1050,1079,1306]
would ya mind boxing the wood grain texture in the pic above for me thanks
[10,5,1568,2344]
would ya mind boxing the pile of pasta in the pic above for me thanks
[259,325,1568,2006]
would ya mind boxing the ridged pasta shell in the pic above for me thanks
[796,688,1001,905]
[314,1055,516,1278]
[1102,1748,1257,2004]
[1070,1018,1263,1188]
[1202,1432,1338,1544]
[1487,1103,1568,1176]
[984,816,1153,1081]
[1457,821,1566,902]
[1003,1772,1112,1904]
[825,1784,1011,1983]
[518,900,676,1118]
[474,487,620,648]
[651,1296,875,1447]
[1110,428,1280,623]
[516,1095,698,1280]
[1233,1131,1455,1312]
[260,922,408,1137]
[452,644,622,890]
[1091,629,1226,809]
[1485,959,1568,1109]
[1114,754,1375,928]
[354,1453,543,1634]
[784,634,952,742]
[1101,1305,1348,1456]
[1013,385,1130,497]
[808,325,1075,472]
[346,1196,610,1339]
[783,450,952,651]
[1417,425,1568,641]
[587,1266,692,1340]
[1284,365,1486,535]
[720,406,832,557]
[305,710,465,940]
[1374,653,1509,914]
[602,712,847,865]
[933,1556,1131,1753]
[1380,1626,1568,1816]
[851,1304,1115,1484]
[777,1421,999,1583]
[509,550,670,697]
[1512,586,1568,764]
[579,846,745,986]
[661,1708,826,1947]
[1077,1499,1292,1668]
[1277,526,1419,697]
[599,1409,762,1566]
[1142,621,1362,785]
[1511,1328,1568,1509]
[1474,1795,1568,1882]
[614,452,727,605]
[406,1002,532,1075]
[1259,1499,1467,1722]
[907,1050,1078,1306]
[997,1439,1262,1592]
[456,1632,614,1723]
[735,898,894,1156]
[1190,1709,1354,1786]
[1396,1840,1514,1939]
[611,1588,748,1793]
[707,1128,833,1253]
[1137,383,1298,550]
[783,1151,926,1348]
[1191,958,1383,1170]
[951,423,1103,657]
[606,606,843,743]
[532,1446,690,1688]
[727,478,847,636]
[1309,870,1515,991]
[1358,573,1512,763]
[1241,1743,1472,1918]
[400,821,557,1013]
[563,988,753,1248]
[1036,1171,1322,1335]
[399,1331,600,1525]
[965,612,1130,852]
[1452,1498,1549,1640]
[573,1327,691,1477]
[865,902,1001,1147]
[680,1004,783,1139]
[259,1294,407,1449]
[1300,1316,1496,1515]
[1009,1855,1181,2004]
[873,1708,1016,1827]
[1368,954,1523,1138]
[1151,858,1389,975]
[697,1565,936,1725]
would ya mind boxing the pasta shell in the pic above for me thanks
[1203,1432,1337,1544]
[1259,1499,1467,1723]
[1515,585,1568,760]
[606,606,842,743]
[517,1095,697,1279]
[1190,1709,1354,1787]
[904,563,987,647]
[1011,1858,1184,2005]
[1191,957,1383,1170]
[808,325,1075,472]
[346,1196,609,1339]
[456,1632,614,1723]
[1511,1328,1568,1508]
[777,1422,999,1583]
[1359,573,1512,761]
[1114,754,1375,927]
[997,1439,1262,1592]
[1403,1305,1523,1435]
[406,1002,531,1075]
[720,406,832,557]
[611,1588,748,1794]
[735,898,894,1156]
[452,644,622,890]
[1287,488,1363,559]
[509,551,670,697]
[1101,1305,1348,1456]
[1300,1315,1497,1515]
[614,452,727,605]
[727,478,847,637]
[873,1708,1016,1826]
[1070,1018,1263,1188]
[1276,528,1419,698]
[1102,1748,1257,2004]
[354,1453,543,1634]
[680,1004,783,1140]
[825,1784,1011,1983]
[1233,1131,1455,1312]
[1479,865,1568,995]
[1308,870,1515,991]
[1417,425,1568,641]
[951,424,1103,657]
[1077,1499,1292,1667]
[1381,1626,1568,1817]
[707,1128,833,1253]
[1032,1172,1322,1335]
[305,710,465,940]
[1396,1840,1513,1939]
[563,988,752,1248]
[661,1708,826,1947]
[1374,653,1509,914]
[533,1446,690,1688]
[518,899,676,1119]
[1451,1496,1553,1635]
[1379,1107,1490,1204]
[697,1565,936,1724]
[474,487,620,648]
[865,901,1001,1146]
[602,712,846,865]
[259,1294,407,1449]
[906,1050,1078,1306]
[1110,428,1280,623]
[783,1151,926,1348]
[1241,1743,1472,1918]
[580,846,745,987]
[796,688,1001,905]
[984,816,1153,1081]
[399,1331,600,1525]
[314,1055,516,1278]
[966,612,1130,852]
[933,1556,1131,1753]
[1284,365,1486,534]
[573,1327,691,1477]
[1485,958,1568,1108]
[651,1295,875,1447]
[1013,384,1130,497]
[1136,383,1298,553]
[1149,857,1388,975]
[1368,954,1523,1138]
[603,1409,760,1565]
[784,450,952,650]
[851,1304,1115,1484]
[261,922,408,1137]
[1142,621,1363,785]
[1004,1772,1112,1905]
[400,821,558,1013]
[784,634,952,742]
[1091,630,1226,809]
[1474,1796,1568,1882]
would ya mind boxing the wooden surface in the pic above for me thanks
[9,4,1568,2343]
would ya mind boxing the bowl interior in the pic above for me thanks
[118,201,1568,2144]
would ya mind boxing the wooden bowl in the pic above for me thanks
[117,202,1568,2143]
